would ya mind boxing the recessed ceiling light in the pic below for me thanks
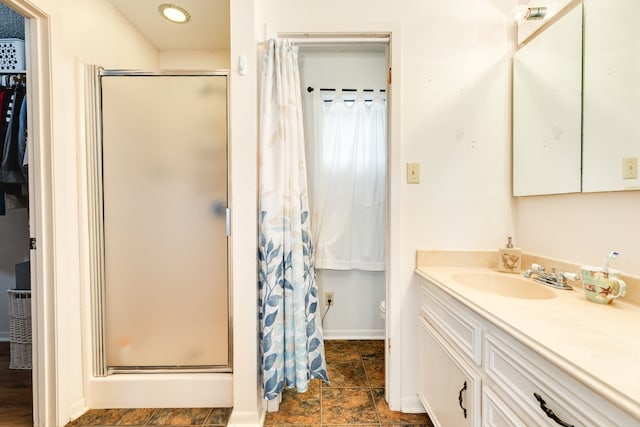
[159,4,191,24]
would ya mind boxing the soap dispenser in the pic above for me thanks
[498,236,522,273]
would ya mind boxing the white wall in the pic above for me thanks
[158,50,230,70]
[317,269,385,339]
[0,207,30,340]
[228,0,262,425]
[298,48,386,339]
[516,192,640,277]
[258,0,515,412]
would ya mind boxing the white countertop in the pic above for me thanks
[416,266,640,420]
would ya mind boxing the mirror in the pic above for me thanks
[514,0,640,195]
[513,4,583,196]
[582,0,640,192]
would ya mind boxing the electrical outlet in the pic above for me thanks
[324,292,334,306]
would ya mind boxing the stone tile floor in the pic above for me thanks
[264,340,434,426]
[1,340,433,426]
[66,407,232,426]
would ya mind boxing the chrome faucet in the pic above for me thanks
[523,263,578,290]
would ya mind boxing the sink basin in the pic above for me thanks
[451,272,557,300]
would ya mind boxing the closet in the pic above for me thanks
[1,70,29,209]
[1,67,30,355]
[1,16,30,338]
[0,4,33,425]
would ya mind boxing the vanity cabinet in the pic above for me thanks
[418,278,482,427]
[418,317,480,427]
[417,275,640,427]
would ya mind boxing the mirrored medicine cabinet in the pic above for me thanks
[513,0,640,196]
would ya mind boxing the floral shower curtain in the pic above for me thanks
[258,39,329,401]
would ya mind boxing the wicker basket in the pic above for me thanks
[0,38,26,72]
[7,290,32,369]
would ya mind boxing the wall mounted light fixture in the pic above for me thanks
[525,6,547,20]
[158,4,191,24]
[514,5,548,21]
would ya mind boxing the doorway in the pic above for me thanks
[0,3,31,425]
[293,39,391,409]
[298,43,388,342]
[0,0,55,425]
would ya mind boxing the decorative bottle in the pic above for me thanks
[498,236,522,274]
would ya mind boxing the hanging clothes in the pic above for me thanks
[258,38,329,402]
[2,85,27,183]
[0,76,28,210]
[0,85,12,153]
[309,89,387,271]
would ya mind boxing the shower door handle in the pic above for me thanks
[211,201,230,236]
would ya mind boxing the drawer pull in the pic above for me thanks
[458,381,468,418]
[534,392,574,427]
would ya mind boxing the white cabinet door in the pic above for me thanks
[418,317,481,427]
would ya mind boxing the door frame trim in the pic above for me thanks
[3,0,56,425]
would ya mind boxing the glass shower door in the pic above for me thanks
[100,74,229,370]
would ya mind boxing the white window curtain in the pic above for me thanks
[309,90,387,271]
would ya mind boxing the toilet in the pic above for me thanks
[379,300,386,320]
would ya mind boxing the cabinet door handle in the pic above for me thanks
[533,393,574,427]
[458,381,468,419]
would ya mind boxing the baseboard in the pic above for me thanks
[322,329,384,340]
[68,398,88,423]
[227,408,265,427]
[401,395,426,414]
[0,332,9,342]
[87,373,233,408]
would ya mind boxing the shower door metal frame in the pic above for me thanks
[85,67,233,375]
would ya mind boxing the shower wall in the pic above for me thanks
[299,47,387,339]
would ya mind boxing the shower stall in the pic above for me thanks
[86,69,231,383]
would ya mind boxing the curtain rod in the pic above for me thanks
[286,37,389,45]
[307,87,386,93]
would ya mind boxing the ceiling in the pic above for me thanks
[108,0,229,51]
